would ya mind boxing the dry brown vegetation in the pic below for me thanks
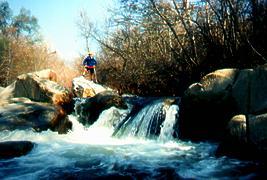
[77,0,267,96]
[0,36,79,89]
[0,1,79,89]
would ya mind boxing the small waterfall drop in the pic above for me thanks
[158,104,179,142]
[68,106,129,144]
[112,98,179,140]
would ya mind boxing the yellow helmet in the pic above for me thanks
[88,51,94,55]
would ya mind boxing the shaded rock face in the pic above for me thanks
[0,98,55,132]
[232,66,267,114]
[248,113,267,151]
[180,65,267,159]
[215,115,254,160]
[218,66,267,159]
[75,91,128,126]
[0,97,72,133]
[216,113,267,160]
[0,141,34,159]
[179,69,238,140]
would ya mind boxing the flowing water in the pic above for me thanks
[0,99,266,179]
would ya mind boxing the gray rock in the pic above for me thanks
[0,70,74,134]
[0,98,55,132]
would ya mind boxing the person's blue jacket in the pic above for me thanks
[82,56,97,68]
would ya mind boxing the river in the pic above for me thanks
[0,98,266,179]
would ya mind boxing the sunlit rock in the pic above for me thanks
[229,115,247,139]
[0,86,4,93]
[0,70,73,134]
[72,76,113,98]
[0,69,71,105]
[199,68,237,94]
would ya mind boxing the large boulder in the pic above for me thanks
[0,97,71,133]
[34,69,57,82]
[232,66,267,114]
[0,141,34,159]
[0,70,74,134]
[0,69,71,105]
[217,65,267,159]
[248,113,267,151]
[180,64,267,159]
[75,91,128,126]
[179,68,238,140]
[215,115,255,159]
[216,113,267,160]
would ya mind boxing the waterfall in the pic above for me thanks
[0,96,257,179]
[68,106,129,144]
[112,98,179,140]
[158,104,179,141]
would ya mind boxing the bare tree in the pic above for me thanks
[76,10,94,52]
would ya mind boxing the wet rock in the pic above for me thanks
[0,141,34,159]
[75,91,128,126]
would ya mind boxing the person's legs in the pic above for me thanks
[83,67,92,80]
[82,68,87,76]
[91,73,96,82]
[88,68,95,81]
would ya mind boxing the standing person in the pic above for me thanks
[82,51,97,82]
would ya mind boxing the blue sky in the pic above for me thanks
[7,0,114,63]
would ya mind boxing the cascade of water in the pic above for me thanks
[71,96,180,142]
[0,97,258,179]
[68,106,129,144]
[113,98,179,139]
[158,104,179,142]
